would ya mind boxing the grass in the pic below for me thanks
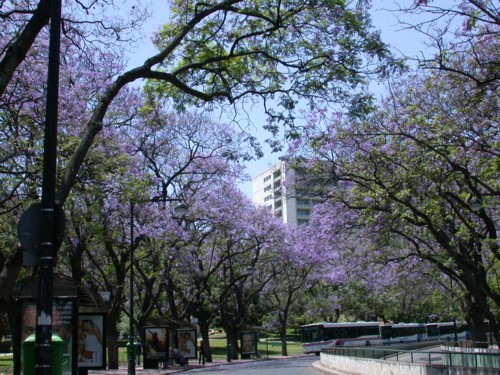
[0,353,13,374]
[117,332,304,366]
[207,334,304,359]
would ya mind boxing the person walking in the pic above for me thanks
[198,339,206,365]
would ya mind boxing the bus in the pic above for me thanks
[302,321,472,354]
[301,322,382,354]
[380,323,427,345]
[426,322,470,341]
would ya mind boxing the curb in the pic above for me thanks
[312,361,351,375]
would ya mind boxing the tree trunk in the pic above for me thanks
[0,247,23,375]
[197,319,212,362]
[278,312,288,356]
[227,330,239,360]
[11,298,21,375]
[220,320,240,360]
[106,306,121,369]
[166,275,179,320]
[464,294,488,345]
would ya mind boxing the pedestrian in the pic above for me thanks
[169,346,175,366]
[137,340,142,366]
[174,345,187,365]
[163,343,169,369]
[199,339,206,365]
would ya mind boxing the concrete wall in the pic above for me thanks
[320,353,500,375]
[321,353,430,375]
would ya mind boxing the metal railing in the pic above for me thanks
[322,342,500,369]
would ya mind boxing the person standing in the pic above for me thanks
[198,339,206,365]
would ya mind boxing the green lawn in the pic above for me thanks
[0,354,13,374]
[206,335,304,360]
[117,334,304,365]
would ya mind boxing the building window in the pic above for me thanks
[297,209,310,216]
[264,185,272,192]
[297,199,310,206]
[297,219,309,225]
[264,175,271,182]
[264,195,273,202]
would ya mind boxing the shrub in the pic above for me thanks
[0,340,11,353]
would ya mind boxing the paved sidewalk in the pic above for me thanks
[86,356,350,375]
[88,361,229,374]
[88,357,285,374]
[1,353,346,374]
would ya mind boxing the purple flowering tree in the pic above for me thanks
[288,33,498,343]
[58,109,250,367]
[0,0,398,319]
[301,198,452,323]
[175,184,287,360]
[0,11,144,365]
[257,224,315,355]
[0,0,149,96]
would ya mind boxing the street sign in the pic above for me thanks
[17,203,65,266]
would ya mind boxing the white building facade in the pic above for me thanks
[252,160,322,225]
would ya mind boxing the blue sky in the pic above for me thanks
[125,0,428,198]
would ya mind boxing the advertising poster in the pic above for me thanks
[20,298,76,375]
[240,331,257,355]
[144,327,169,360]
[177,329,197,359]
[78,314,106,368]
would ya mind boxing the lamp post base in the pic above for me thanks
[128,358,136,375]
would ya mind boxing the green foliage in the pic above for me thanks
[146,0,400,131]
[0,339,11,353]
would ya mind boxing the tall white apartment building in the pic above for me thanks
[252,159,322,225]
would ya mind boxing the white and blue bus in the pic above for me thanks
[426,322,470,341]
[302,321,471,354]
[301,322,382,354]
[380,323,427,344]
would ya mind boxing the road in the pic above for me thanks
[187,356,320,374]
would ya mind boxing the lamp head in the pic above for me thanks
[468,197,482,212]
[174,203,188,217]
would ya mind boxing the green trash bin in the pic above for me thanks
[126,341,139,361]
[22,334,64,375]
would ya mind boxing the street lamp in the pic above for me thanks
[173,203,188,220]
[128,199,187,375]
[468,197,483,212]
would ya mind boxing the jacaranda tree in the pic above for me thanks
[0,0,399,346]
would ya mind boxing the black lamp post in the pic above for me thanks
[128,200,187,374]
[128,201,136,375]
[35,0,62,373]
[449,277,458,342]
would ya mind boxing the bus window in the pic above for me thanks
[426,324,440,338]
[380,325,392,340]
[302,325,323,343]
